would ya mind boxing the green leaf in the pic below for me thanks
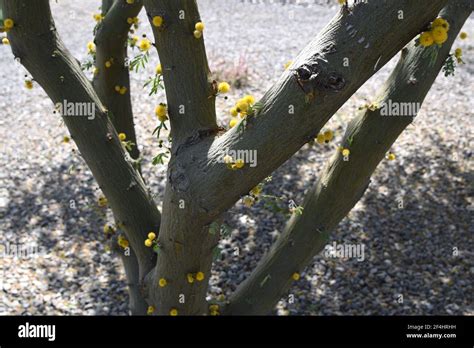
[151,152,168,165]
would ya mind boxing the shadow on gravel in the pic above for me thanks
[2,159,127,314]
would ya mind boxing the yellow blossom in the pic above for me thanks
[284,60,293,70]
[342,148,350,157]
[419,32,434,47]
[316,133,325,144]
[126,0,135,4]
[2,37,10,45]
[231,159,245,170]
[155,103,168,122]
[454,48,462,59]
[218,82,230,94]
[152,16,163,27]
[193,30,202,39]
[235,100,249,113]
[431,26,448,45]
[147,306,154,315]
[103,224,114,234]
[138,38,151,51]
[250,186,262,196]
[118,236,129,249]
[195,22,205,32]
[98,196,108,207]
[187,273,195,283]
[105,60,112,68]
[387,152,396,161]
[196,272,205,281]
[229,118,238,128]
[243,95,255,105]
[243,196,255,207]
[144,239,153,247]
[432,18,449,31]
[93,13,104,22]
[169,308,178,316]
[62,136,70,143]
[148,232,156,240]
[323,130,334,142]
[159,278,167,287]
[119,86,127,95]
[93,67,99,76]
[3,18,14,30]
[118,133,127,141]
[292,272,300,281]
[460,32,467,40]
[230,107,238,117]
[156,64,162,74]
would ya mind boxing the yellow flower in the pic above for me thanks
[316,133,325,144]
[144,239,153,247]
[193,30,202,39]
[431,26,448,45]
[118,133,127,141]
[119,86,127,95]
[243,196,255,207]
[284,60,293,70]
[24,80,33,90]
[93,13,104,22]
[93,67,99,76]
[155,103,168,122]
[195,22,205,32]
[147,306,154,315]
[232,159,245,170]
[103,224,114,234]
[218,82,230,94]
[229,118,238,128]
[454,48,462,59]
[210,310,220,316]
[239,111,248,119]
[387,152,396,161]
[126,0,135,4]
[250,186,262,196]
[105,60,112,68]
[2,37,10,45]
[230,107,238,117]
[338,0,347,5]
[118,236,129,249]
[127,17,134,25]
[115,85,121,92]
[152,16,163,27]
[187,273,195,283]
[156,64,162,75]
[130,35,139,46]
[323,130,334,142]
[292,272,300,281]
[169,308,178,316]
[419,32,434,47]
[243,95,255,105]
[3,18,14,30]
[209,304,219,311]
[195,272,205,281]
[235,100,249,113]
[342,148,350,157]
[432,17,449,31]
[138,38,151,51]
[460,32,467,40]
[159,278,167,287]
[148,232,156,240]
[62,135,70,143]
[98,196,108,207]
[87,41,96,53]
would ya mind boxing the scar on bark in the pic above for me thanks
[293,55,346,103]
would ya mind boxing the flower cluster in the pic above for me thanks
[419,17,450,47]
[241,185,262,207]
[114,85,128,95]
[315,130,334,145]
[209,304,220,316]
[223,155,245,170]
[144,232,158,247]
[187,271,205,283]
[98,195,108,207]
[194,22,205,39]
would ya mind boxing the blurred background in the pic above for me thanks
[0,0,472,315]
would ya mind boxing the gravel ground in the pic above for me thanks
[0,0,472,315]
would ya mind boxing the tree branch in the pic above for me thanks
[176,0,448,224]
[223,0,471,315]
[143,0,217,145]
[93,0,143,160]
[2,0,160,280]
